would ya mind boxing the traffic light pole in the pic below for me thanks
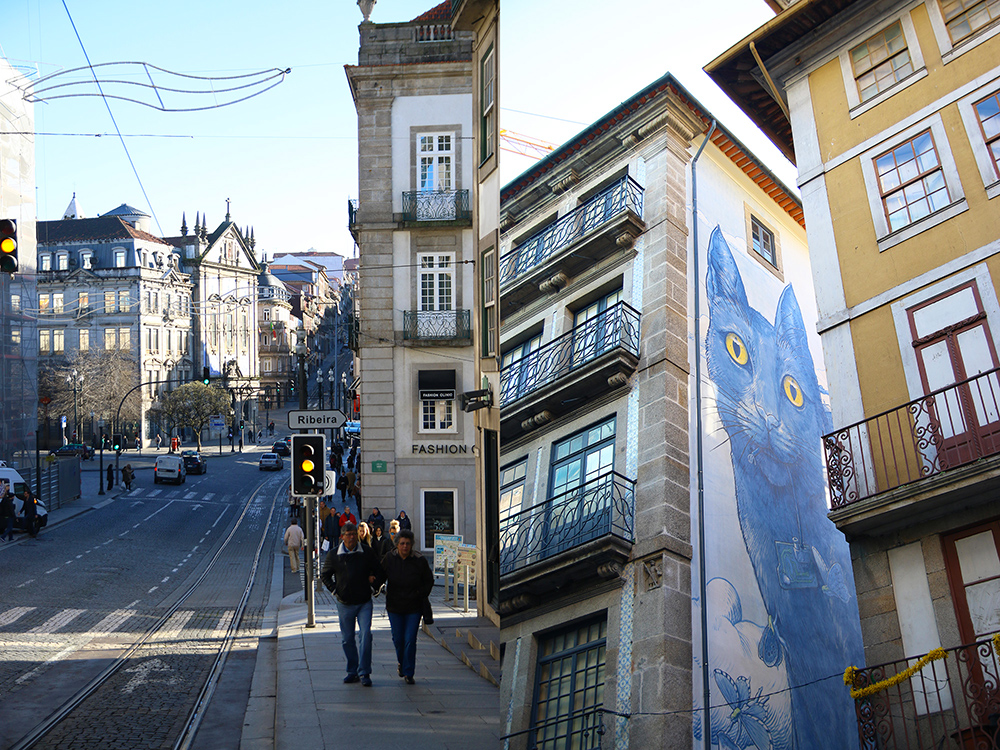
[297,347,316,628]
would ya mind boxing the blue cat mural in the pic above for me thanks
[703,225,863,749]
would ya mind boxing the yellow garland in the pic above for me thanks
[843,648,948,700]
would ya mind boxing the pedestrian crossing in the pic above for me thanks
[122,487,234,504]
[0,605,237,639]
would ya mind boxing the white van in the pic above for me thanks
[0,463,48,532]
[153,455,186,485]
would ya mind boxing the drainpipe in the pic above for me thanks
[691,118,716,750]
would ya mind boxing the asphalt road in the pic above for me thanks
[0,447,291,749]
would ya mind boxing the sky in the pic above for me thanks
[2,0,792,261]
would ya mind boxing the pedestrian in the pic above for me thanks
[395,509,412,531]
[319,499,331,524]
[283,518,305,573]
[257,429,263,443]
[106,463,115,491]
[358,521,373,549]
[320,522,385,687]
[372,524,392,560]
[1,483,15,541]
[122,464,135,491]
[135,436,141,453]
[388,519,401,547]
[336,473,348,502]
[380,529,434,684]
[156,433,162,450]
[321,508,341,553]
[366,507,386,535]
[339,505,357,527]
[20,490,39,537]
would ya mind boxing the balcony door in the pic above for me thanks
[571,290,622,369]
[500,333,542,404]
[418,253,455,338]
[546,417,616,555]
[418,133,454,220]
[909,282,1000,469]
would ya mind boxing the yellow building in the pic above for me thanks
[709,2,1000,745]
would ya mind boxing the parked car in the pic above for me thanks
[259,453,284,471]
[153,455,186,484]
[49,443,92,460]
[180,450,207,475]
[271,440,290,456]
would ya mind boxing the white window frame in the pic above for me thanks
[418,132,454,193]
[53,329,64,354]
[838,11,927,119]
[56,253,68,271]
[81,252,92,270]
[39,329,50,354]
[40,254,51,271]
[481,45,495,164]
[419,398,456,434]
[114,249,126,268]
[53,293,64,314]
[926,0,1000,64]
[79,328,89,351]
[859,113,967,251]
[957,80,1000,199]
[104,328,116,350]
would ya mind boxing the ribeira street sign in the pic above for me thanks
[287,409,347,430]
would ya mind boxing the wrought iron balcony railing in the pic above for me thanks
[500,301,640,408]
[847,635,1000,749]
[499,175,644,288]
[824,367,1000,508]
[348,199,358,227]
[402,309,471,341]
[499,470,635,576]
[401,189,471,222]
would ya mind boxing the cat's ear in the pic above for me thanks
[706,226,748,308]
[776,285,810,352]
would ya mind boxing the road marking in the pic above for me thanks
[142,501,174,523]
[148,489,162,497]
[128,489,142,497]
[16,579,34,588]
[123,658,180,694]
[159,610,194,641]
[0,607,36,626]
[131,501,143,508]
[103,539,113,545]
[211,508,228,528]
[29,608,86,634]
[203,493,215,501]
[172,567,179,572]
[90,609,138,633]
[191,504,202,512]
[132,523,141,529]
[119,531,130,537]
[45,567,59,574]
[199,537,206,543]
[161,576,170,583]
[126,599,141,608]
[184,492,197,499]
[147,585,158,593]
[16,643,80,685]
[63,560,73,566]
[166,490,182,498]
[75,554,83,559]
[214,610,236,637]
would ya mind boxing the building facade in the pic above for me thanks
[256,262,295,413]
[346,4,478,551]
[708,1,1000,745]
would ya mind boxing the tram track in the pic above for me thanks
[9,475,286,750]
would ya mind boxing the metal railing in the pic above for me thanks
[401,189,471,222]
[500,301,640,408]
[849,636,1000,749]
[499,470,634,576]
[499,175,644,288]
[348,199,358,227]
[824,368,1000,507]
[402,309,471,341]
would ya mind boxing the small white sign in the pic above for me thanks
[288,410,346,430]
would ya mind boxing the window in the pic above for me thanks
[39,329,50,354]
[851,21,914,102]
[500,458,527,524]
[104,291,116,314]
[167,329,173,352]
[530,617,607,750]
[550,417,616,500]
[11,329,20,345]
[105,329,116,350]
[875,130,950,232]
[40,254,51,271]
[53,330,64,354]
[421,399,454,432]
[119,291,131,313]
[260,333,269,347]
[940,0,1000,43]
[11,294,20,312]
[114,249,126,268]
[419,133,453,192]
[417,253,455,337]
[750,217,776,266]
[974,91,1000,179]
[572,290,624,367]
[79,329,89,351]
[418,370,456,433]
[482,247,497,357]
[501,332,543,400]
[263,359,272,373]
[481,45,495,163]
[263,308,271,322]
[119,328,130,350]
[422,489,455,546]
[81,252,92,270]
[56,253,68,271]
[39,293,50,314]
[942,520,1000,645]
[78,292,89,316]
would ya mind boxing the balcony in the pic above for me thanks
[846,635,1000,749]
[499,471,634,610]
[348,199,359,242]
[499,176,644,316]
[825,368,1000,535]
[402,309,471,343]
[500,301,640,441]
[401,189,471,223]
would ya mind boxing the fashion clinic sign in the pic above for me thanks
[411,444,470,455]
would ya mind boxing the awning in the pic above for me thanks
[418,369,455,400]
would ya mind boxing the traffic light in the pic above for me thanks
[112,434,123,453]
[291,434,325,496]
[239,420,245,430]
[202,366,211,385]
[0,219,17,274]
[289,379,296,395]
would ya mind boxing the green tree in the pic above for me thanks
[160,383,231,450]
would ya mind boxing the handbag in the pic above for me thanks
[420,596,434,625]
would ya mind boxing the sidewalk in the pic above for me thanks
[245,564,502,750]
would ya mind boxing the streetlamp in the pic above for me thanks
[65,368,84,442]
[341,373,348,419]
[316,367,325,410]
[327,370,337,444]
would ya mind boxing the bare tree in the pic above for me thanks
[160,383,231,450]
[38,349,141,438]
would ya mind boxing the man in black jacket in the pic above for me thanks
[320,522,385,686]
[381,529,434,684]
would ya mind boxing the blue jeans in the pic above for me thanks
[388,611,422,678]
[336,598,373,677]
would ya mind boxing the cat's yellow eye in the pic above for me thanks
[725,333,748,365]
[783,375,804,407]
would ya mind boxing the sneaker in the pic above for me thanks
[361,675,372,687]
[343,674,360,684]
[397,663,403,677]
[404,675,415,685]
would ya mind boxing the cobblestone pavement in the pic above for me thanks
[0,454,289,749]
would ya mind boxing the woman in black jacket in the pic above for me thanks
[380,529,433,684]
